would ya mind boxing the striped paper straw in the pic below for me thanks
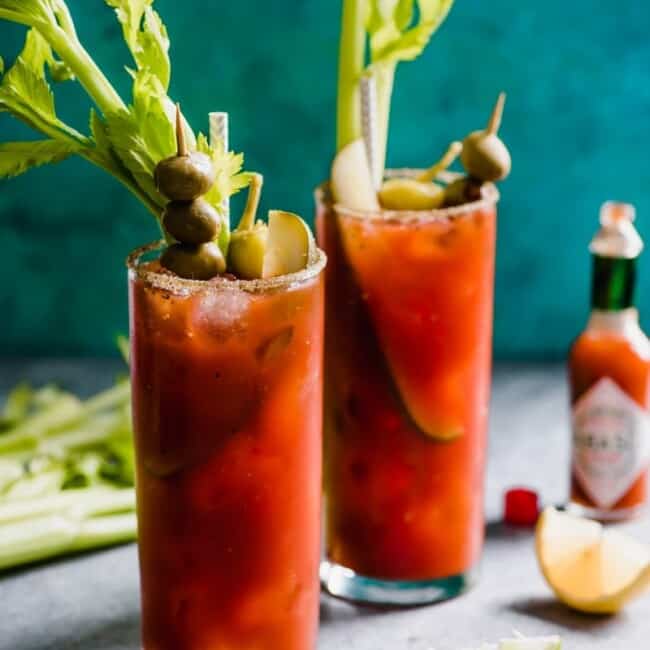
[209,111,229,220]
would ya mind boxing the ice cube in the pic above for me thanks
[192,288,252,342]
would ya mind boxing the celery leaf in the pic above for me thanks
[105,0,150,53]
[104,108,164,207]
[196,133,250,252]
[394,0,414,30]
[102,68,175,207]
[0,29,87,144]
[136,7,170,89]
[369,0,454,67]
[90,109,112,152]
[196,133,249,207]
[131,70,175,162]
[106,0,170,89]
[0,140,79,178]
[0,1,52,29]
[1,31,56,120]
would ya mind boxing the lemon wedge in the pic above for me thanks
[535,507,650,614]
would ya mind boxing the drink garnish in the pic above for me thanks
[263,210,316,278]
[0,0,314,281]
[332,2,512,212]
[460,92,511,183]
[156,105,225,278]
[331,139,381,211]
[336,0,455,176]
[0,0,247,228]
[378,141,462,210]
[160,241,226,281]
[155,105,216,201]
[536,507,650,613]
[227,174,316,280]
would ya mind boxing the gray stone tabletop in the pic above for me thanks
[0,360,648,650]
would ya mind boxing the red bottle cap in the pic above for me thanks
[504,487,540,526]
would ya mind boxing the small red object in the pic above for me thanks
[504,487,540,526]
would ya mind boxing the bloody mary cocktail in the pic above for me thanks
[324,0,510,604]
[317,180,498,603]
[128,243,325,649]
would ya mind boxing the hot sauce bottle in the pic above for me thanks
[569,202,650,521]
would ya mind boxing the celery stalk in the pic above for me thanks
[0,511,137,571]
[37,413,126,455]
[1,382,32,423]
[0,488,135,524]
[3,470,65,501]
[0,382,129,454]
[77,382,130,418]
[43,25,126,115]
[336,0,367,151]
[0,372,136,571]
[0,458,26,493]
[74,512,137,551]
[0,7,125,115]
[335,0,456,176]
[0,394,82,454]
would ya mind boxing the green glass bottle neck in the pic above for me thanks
[591,254,636,311]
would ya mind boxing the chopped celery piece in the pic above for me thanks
[0,373,138,571]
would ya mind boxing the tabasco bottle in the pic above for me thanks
[569,201,650,521]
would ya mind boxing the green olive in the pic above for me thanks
[160,242,226,280]
[378,178,445,210]
[227,222,268,279]
[460,131,511,182]
[444,177,484,207]
[155,152,216,201]
[162,198,221,244]
[460,92,511,182]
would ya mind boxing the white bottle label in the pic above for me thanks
[572,377,650,509]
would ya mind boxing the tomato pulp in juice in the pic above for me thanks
[317,197,496,580]
[129,256,324,650]
[569,314,650,517]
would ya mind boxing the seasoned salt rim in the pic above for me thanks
[317,170,499,224]
[127,241,327,296]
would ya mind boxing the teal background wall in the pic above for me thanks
[1,1,649,358]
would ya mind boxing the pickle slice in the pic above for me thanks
[262,210,316,278]
[337,232,465,442]
[330,139,380,211]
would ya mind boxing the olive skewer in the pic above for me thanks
[460,92,511,183]
[157,105,225,279]
[155,106,216,201]
[444,92,512,206]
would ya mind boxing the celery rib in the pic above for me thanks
[0,488,136,524]
[0,511,137,571]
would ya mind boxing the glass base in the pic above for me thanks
[320,560,478,606]
[567,500,648,523]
